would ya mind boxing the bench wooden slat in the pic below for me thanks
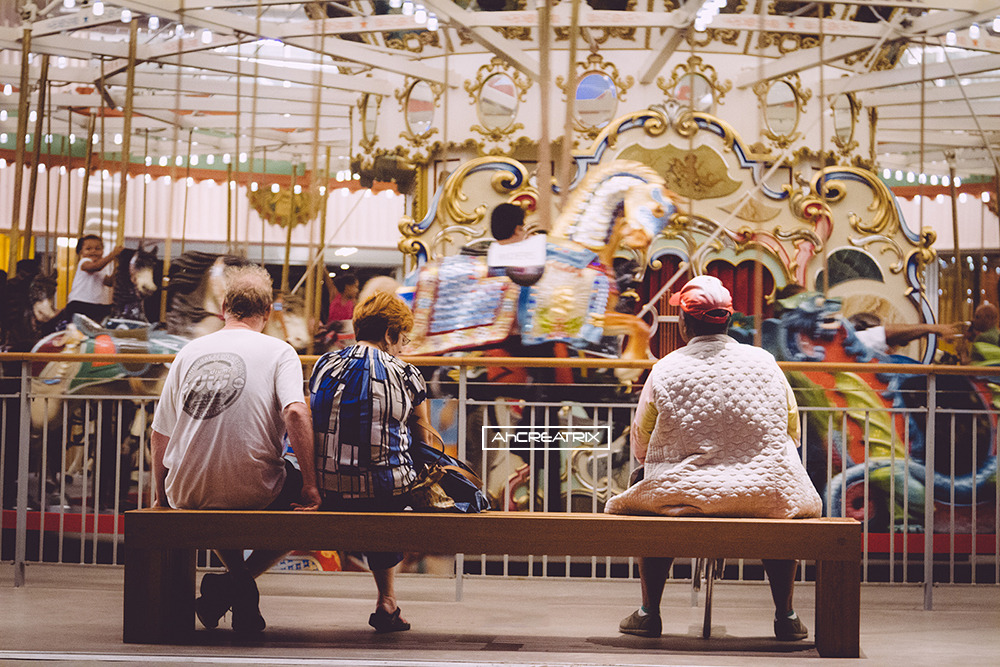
[123,509,861,658]
[125,510,860,561]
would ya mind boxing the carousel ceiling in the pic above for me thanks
[2,1,1000,180]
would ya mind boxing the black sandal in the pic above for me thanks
[368,606,411,633]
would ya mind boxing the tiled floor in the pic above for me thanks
[1,562,997,666]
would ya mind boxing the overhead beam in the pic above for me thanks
[420,0,540,81]
[820,52,1000,94]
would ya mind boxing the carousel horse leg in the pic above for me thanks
[602,311,653,383]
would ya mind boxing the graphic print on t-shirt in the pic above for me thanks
[181,352,247,419]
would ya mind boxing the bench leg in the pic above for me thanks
[814,559,860,658]
[124,546,196,644]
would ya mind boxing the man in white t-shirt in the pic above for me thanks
[151,263,320,634]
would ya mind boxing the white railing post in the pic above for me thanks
[923,372,936,610]
[14,360,31,587]
[455,368,468,602]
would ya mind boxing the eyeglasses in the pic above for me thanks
[401,334,411,347]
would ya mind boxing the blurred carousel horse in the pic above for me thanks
[110,245,159,322]
[1,259,59,353]
[404,160,677,376]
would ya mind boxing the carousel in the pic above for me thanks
[0,2,997,581]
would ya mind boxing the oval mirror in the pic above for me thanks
[675,72,714,112]
[575,72,617,129]
[832,93,854,143]
[764,80,798,136]
[405,81,435,136]
[362,94,378,141]
[478,73,518,130]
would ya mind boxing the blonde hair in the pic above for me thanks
[224,264,273,319]
[353,291,413,344]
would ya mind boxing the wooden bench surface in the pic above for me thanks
[126,509,860,561]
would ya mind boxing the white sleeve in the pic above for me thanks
[151,359,182,436]
[274,344,306,409]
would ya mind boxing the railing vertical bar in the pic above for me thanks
[58,402,68,564]
[950,413,957,584]
[456,369,467,599]
[38,396,49,561]
[80,400,90,565]
[889,404,897,583]
[112,400,123,565]
[840,412,848,519]
[14,360,31,586]
[0,396,6,561]
[924,373,936,610]
[92,400,103,565]
[481,404,488,578]
[970,418,977,585]
[137,403,148,510]
[826,411,834,517]
[903,413,911,582]
[863,412,870,583]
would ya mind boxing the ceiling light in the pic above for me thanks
[114,133,122,145]
[92,1,104,17]
[201,30,212,44]
[0,110,5,122]
[389,0,401,7]
[414,5,427,23]
[995,16,1000,33]
[271,183,279,193]
[402,1,414,16]
[2,84,10,95]
[970,23,981,40]
[175,24,185,38]
[62,0,75,9]
[427,15,438,31]
[121,9,131,23]
[340,263,350,270]
[148,16,159,31]
[946,30,957,46]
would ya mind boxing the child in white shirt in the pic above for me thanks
[63,234,123,324]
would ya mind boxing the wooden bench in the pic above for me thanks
[123,509,861,658]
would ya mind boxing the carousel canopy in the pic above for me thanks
[0,2,999,181]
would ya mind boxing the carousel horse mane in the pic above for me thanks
[165,251,251,338]
[111,245,159,323]
[265,291,312,352]
[549,160,674,251]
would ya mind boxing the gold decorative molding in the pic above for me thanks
[395,78,443,158]
[556,52,634,141]
[358,94,382,154]
[657,55,732,111]
[464,57,531,154]
[248,185,323,229]
[618,144,740,201]
[848,234,904,274]
[906,227,937,290]
[753,73,812,149]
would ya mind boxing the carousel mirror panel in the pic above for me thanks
[575,72,618,129]
[405,81,436,136]
[478,73,519,131]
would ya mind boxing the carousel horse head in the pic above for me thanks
[165,252,249,339]
[111,244,159,322]
[265,292,312,352]
[2,259,58,351]
[550,160,676,263]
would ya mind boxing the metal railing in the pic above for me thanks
[2,353,997,608]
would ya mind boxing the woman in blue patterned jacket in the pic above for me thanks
[309,290,431,633]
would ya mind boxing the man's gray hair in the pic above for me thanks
[224,264,273,320]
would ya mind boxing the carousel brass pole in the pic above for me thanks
[63,109,73,306]
[233,33,243,255]
[9,28,33,269]
[282,163,297,293]
[536,0,553,231]
[161,5,185,322]
[180,129,193,256]
[45,82,55,269]
[226,162,233,252]
[558,0,581,207]
[315,146,332,331]
[76,114,96,238]
[948,155,964,321]
[142,129,149,241]
[115,19,139,248]
[305,29,327,342]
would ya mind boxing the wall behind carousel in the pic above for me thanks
[398,104,996,536]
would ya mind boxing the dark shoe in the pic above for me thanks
[230,573,265,634]
[618,609,661,638]
[368,606,411,633]
[195,573,233,630]
[774,613,809,641]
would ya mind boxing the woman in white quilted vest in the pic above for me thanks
[606,274,822,641]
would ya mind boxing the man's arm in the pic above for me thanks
[884,322,963,348]
[150,429,170,508]
[283,401,321,510]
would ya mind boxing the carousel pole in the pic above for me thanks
[305,29,327,342]
[115,19,139,248]
[251,1,264,264]
[142,130,149,241]
[63,109,72,306]
[226,162,233,252]
[535,0,553,231]
[282,162,298,293]
[99,59,106,239]
[44,81,54,268]
[160,4,186,322]
[180,129,194,256]
[233,33,243,255]
[947,153,964,320]
[314,146,332,331]
[557,0,580,206]
[9,28,32,269]
[76,114,96,239]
